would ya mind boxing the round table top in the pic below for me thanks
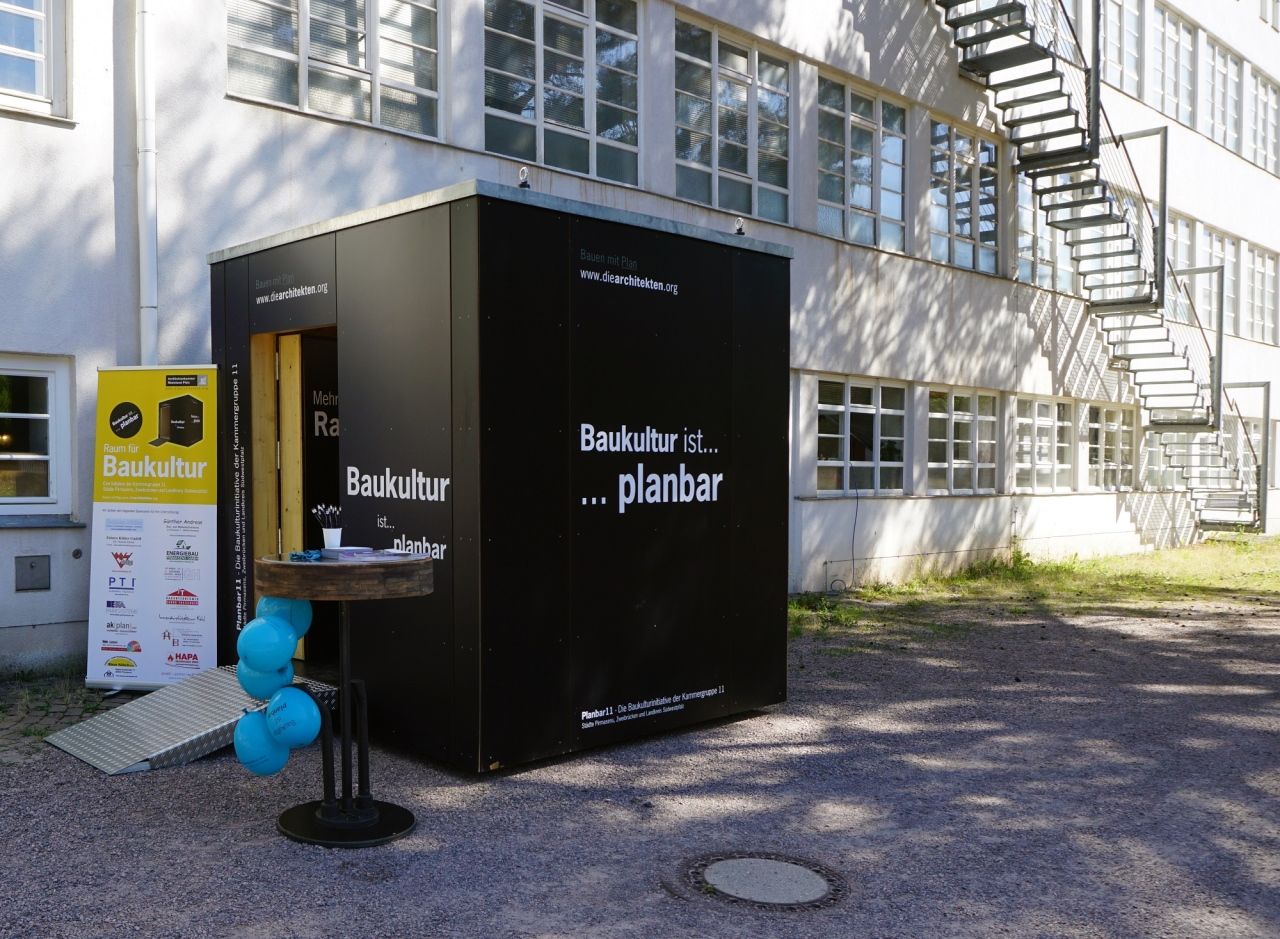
[254,554,433,602]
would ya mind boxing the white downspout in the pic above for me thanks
[136,0,158,365]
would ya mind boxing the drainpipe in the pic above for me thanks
[136,0,158,365]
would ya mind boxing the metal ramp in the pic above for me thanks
[46,666,335,775]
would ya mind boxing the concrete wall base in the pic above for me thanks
[0,621,87,678]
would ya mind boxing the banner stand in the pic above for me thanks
[85,366,218,690]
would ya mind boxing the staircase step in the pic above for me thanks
[1019,145,1094,174]
[1012,119,1083,142]
[964,41,1053,75]
[1074,246,1137,261]
[996,85,1068,106]
[1005,106,1078,128]
[1050,213,1126,230]
[1041,194,1110,212]
[948,2,1025,28]
[956,23,1032,47]
[1067,230,1133,246]
[1089,297,1157,312]
[1036,177,1104,196]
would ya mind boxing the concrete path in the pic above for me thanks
[2,604,1278,938]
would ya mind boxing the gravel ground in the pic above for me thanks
[3,603,1279,938]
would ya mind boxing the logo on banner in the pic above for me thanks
[165,588,198,606]
[104,656,137,668]
[104,620,136,635]
[111,551,134,570]
[166,540,199,564]
[166,652,200,669]
[162,629,180,647]
[106,599,130,611]
[107,576,136,593]
[106,517,144,533]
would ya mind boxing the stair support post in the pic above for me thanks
[1088,0,1101,157]
[1172,264,1225,432]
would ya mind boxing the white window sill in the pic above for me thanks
[0,514,84,529]
[0,101,75,127]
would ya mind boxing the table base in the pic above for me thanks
[277,799,416,848]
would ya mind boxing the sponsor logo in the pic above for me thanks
[104,621,136,634]
[166,539,199,564]
[159,611,207,625]
[166,652,200,668]
[104,656,136,668]
[165,588,198,606]
[165,374,206,387]
[106,600,130,611]
[162,630,180,646]
[162,565,200,583]
[100,642,128,653]
[111,551,134,570]
[107,575,136,593]
[105,516,144,533]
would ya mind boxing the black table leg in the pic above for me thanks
[276,600,415,848]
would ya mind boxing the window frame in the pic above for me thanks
[1014,397,1074,494]
[227,0,444,141]
[929,119,1000,274]
[815,377,907,496]
[1086,404,1136,491]
[1101,0,1142,97]
[1150,5,1194,127]
[0,354,72,515]
[0,0,68,118]
[674,16,791,223]
[926,388,999,495]
[1016,173,1076,294]
[1245,244,1279,345]
[483,0,641,185]
[815,75,907,253]
[1201,226,1240,335]
[1204,38,1242,154]
[1251,69,1280,176]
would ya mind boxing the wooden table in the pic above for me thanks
[255,554,433,848]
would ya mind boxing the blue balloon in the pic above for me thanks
[236,660,294,700]
[233,710,289,776]
[265,687,322,749]
[236,616,298,672]
[256,595,313,639]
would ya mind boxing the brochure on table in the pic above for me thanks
[85,366,218,690]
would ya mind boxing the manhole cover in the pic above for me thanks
[687,852,846,910]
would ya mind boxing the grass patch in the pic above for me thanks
[789,536,1280,640]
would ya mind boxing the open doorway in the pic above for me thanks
[248,327,340,678]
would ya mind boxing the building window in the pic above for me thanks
[1143,431,1182,490]
[1015,398,1073,492]
[1165,212,1194,322]
[674,18,790,222]
[1150,5,1193,126]
[1087,406,1135,490]
[0,355,70,513]
[816,77,906,252]
[927,390,998,494]
[1101,0,1141,96]
[228,0,442,138]
[1016,174,1075,293]
[1252,71,1280,176]
[1205,39,1241,154]
[1245,246,1279,345]
[1263,0,1280,29]
[485,0,639,183]
[0,0,67,117]
[816,379,905,494]
[1201,228,1239,335]
[929,121,998,273]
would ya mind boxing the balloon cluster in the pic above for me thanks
[232,596,323,776]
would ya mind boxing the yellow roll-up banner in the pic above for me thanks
[86,367,218,689]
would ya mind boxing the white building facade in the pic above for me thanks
[1,0,1278,667]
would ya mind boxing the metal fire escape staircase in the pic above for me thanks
[933,0,1262,530]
